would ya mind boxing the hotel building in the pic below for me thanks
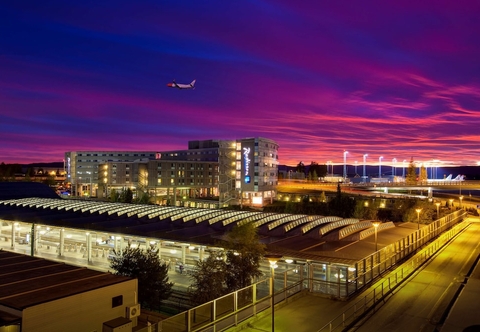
[66,137,278,207]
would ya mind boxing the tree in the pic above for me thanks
[319,191,327,203]
[135,191,151,204]
[119,188,134,203]
[222,222,265,292]
[405,158,417,185]
[188,222,265,305]
[110,190,120,202]
[419,164,428,183]
[328,183,355,218]
[188,251,228,305]
[296,161,306,176]
[110,246,173,310]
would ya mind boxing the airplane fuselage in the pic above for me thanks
[167,79,196,89]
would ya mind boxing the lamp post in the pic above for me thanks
[343,150,348,180]
[372,222,380,252]
[392,158,397,177]
[402,160,407,178]
[415,208,422,230]
[379,156,383,178]
[363,154,368,182]
[435,202,440,218]
[86,171,93,197]
[265,254,282,332]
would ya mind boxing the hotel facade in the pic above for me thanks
[65,137,279,207]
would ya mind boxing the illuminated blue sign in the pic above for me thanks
[243,147,251,184]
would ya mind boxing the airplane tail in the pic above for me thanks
[445,174,452,181]
[453,174,464,181]
[190,80,196,88]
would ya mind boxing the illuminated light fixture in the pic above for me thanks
[170,249,177,254]
[66,234,72,238]
[285,259,293,264]
[348,267,356,272]
[189,246,195,250]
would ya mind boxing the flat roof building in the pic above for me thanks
[0,250,139,332]
[66,137,279,207]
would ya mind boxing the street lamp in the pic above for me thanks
[265,254,282,332]
[415,208,422,230]
[379,156,383,178]
[363,154,368,182]
[435,202,440,219]
[372,222,380,252]
[392,158,397,177]
[343,150,348,180]
[402,160,407,178]
[86,171,93,197]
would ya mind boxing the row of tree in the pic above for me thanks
[109,222,265,311]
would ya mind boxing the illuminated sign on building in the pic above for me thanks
[243,147,251,184]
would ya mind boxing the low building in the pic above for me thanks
[0,250,139,332]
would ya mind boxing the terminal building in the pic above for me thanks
[66,137,279,208]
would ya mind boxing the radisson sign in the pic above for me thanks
[243,147,251,184]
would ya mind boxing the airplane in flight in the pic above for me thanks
[167,79,196,90]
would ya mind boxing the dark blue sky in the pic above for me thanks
[1,1,480,167]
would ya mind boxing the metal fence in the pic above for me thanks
[316,212,469,332]
[136,210,467,332]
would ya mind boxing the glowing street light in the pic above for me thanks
[415,208,422,230]
[379,156,383,178]
[392,158,397,177]
[265,254,282,332]
[435,202,440,219]
[372,222,380,252]
[363,154,368,182]
[343,150,348,180]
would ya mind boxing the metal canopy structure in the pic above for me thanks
[0,197,381,262]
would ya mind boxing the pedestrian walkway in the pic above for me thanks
[227,217,480,332]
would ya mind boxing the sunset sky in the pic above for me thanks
[1,1,480,167]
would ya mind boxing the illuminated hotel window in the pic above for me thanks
[236,143,241,150]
